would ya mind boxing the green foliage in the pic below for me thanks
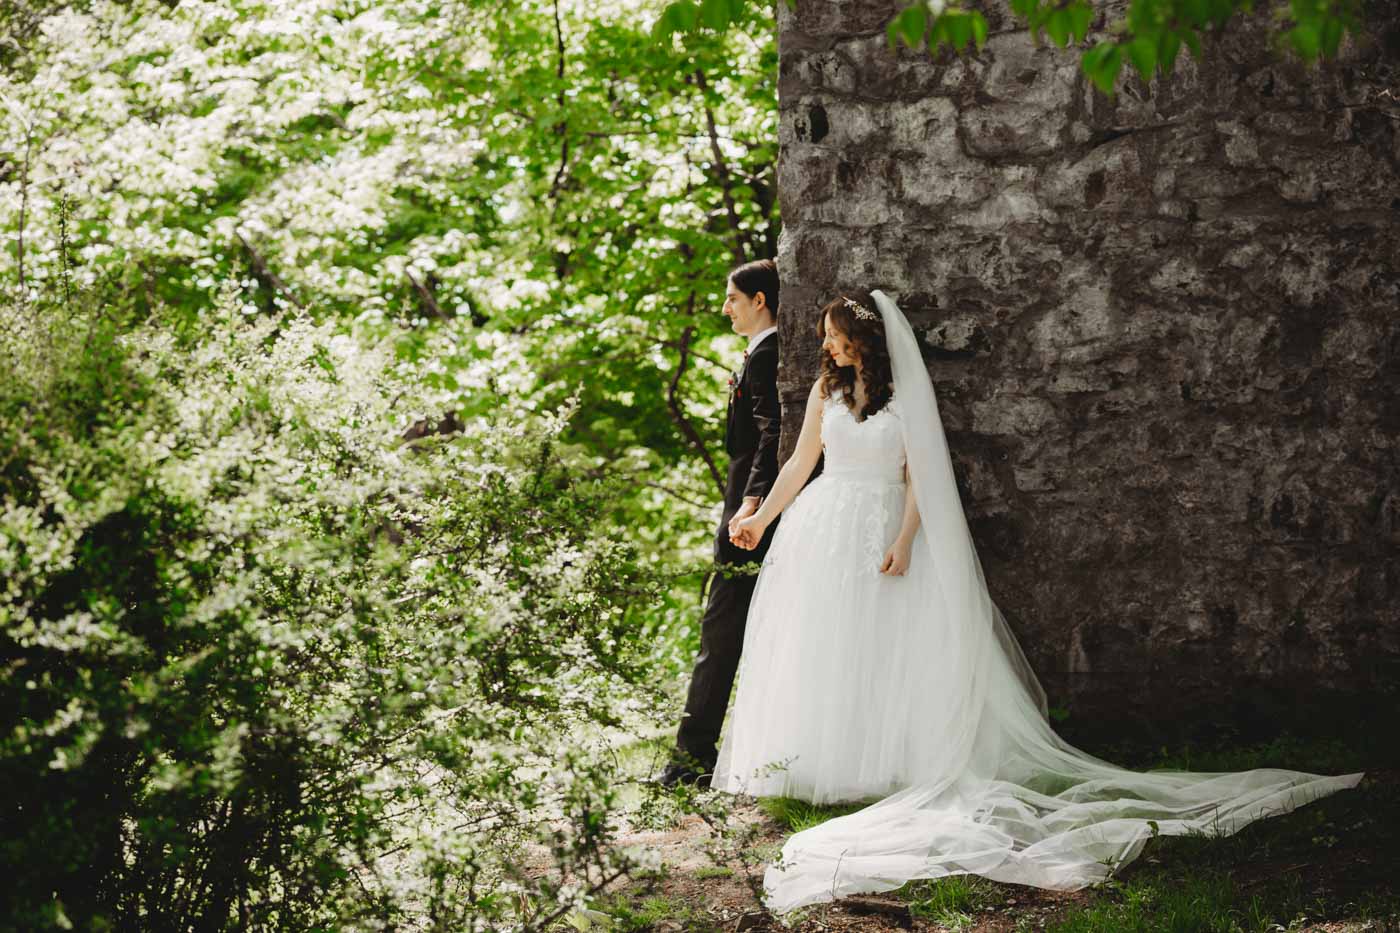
[0,269,678,927]
[0,9,786,921]
[888,4,992,54]
[656,0,1368,97]
[1,0,781,575]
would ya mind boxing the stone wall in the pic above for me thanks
[773,0,1400,732]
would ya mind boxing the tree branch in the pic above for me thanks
[406,270,449,322]
[657,338,727,372]
[15,129,32,305]
[236,231,305,309]
[523,865,631,933]
[693,67,751,265]
[667,319,725,496]
[639,479,714,511]
[537,339,727,384]
[548,0,570,205]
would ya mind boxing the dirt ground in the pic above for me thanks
[598,799,1101,932]
[583,771,1400,933]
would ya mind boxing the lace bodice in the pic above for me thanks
[820,393,906,484]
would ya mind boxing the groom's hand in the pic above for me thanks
[727,496,761,538]
[729,512,766,550]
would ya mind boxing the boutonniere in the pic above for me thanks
[728,370,742,400]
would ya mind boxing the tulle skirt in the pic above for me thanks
[709,471,1365,913]
[713,469,957,804]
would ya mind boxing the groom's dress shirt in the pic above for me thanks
[747,325,777,352]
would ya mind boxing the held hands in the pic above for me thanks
[727,497,759,537]
[880,537,913,576]
[730,515,769,550]
[728,498,767,550]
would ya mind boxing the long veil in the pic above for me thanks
[759,290,1365,913]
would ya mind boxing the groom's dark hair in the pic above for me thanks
[729,258,780,319]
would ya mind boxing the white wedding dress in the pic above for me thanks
[710,290,1365,914]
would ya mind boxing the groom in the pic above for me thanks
[658,258,782,788]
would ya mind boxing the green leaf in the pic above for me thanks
[1125,0,1152,34]
[1288,22,1320,58]
[1067,2,1094,42]
[651,4,673,36]
[900,5,928,49]
[970,11,989,49]
[946,12,974,50]
[1126,34,1158,78]
[1181,28,1202,59]
[1081,41,1123,94]
[700,0,731,32]
[1045,9,1071,47]
[1318,16,1344,57]
[1182,0,1211,24]
[1204,0,1234,25]
[674,0,701,32]
[1160,30,1182,71]
[652,1,699,37]
[887,14,905,49]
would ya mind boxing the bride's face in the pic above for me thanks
[822,314,859,368]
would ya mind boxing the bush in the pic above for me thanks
[1,284,672,929]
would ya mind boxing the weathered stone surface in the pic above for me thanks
[774,0,1400,729]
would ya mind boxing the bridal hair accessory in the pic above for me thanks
[843,297,878,322]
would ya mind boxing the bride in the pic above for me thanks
[712,288,1364,913]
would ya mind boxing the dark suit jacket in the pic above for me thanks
[716,331,781,565]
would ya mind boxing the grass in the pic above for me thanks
[1116,733,1373,776]
[576,892,719,931]
[613,732,1399,931]
[756,795,871,833]
[1046,873,1312,932]
[1031,770,1400,932]
[801,735,1397,931]
[900,874,1008,929]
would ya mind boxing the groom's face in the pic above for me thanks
[723,279,767,337]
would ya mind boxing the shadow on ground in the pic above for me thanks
[583,734,1400,932]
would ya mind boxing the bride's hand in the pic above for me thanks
[730,514,768,550]
[727,498,760,538]
[880,538,913,576]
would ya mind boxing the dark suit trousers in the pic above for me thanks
[674,566,756,768]
[673,514,778,769]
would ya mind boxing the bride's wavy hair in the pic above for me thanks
[817,291,894,421]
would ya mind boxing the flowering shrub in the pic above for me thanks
[0,1,777,922]
[0,0,770,669]
[0,280,676,928]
